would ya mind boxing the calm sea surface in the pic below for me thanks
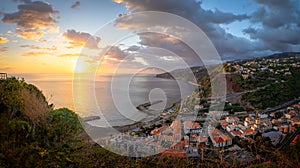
[13,73,195,126]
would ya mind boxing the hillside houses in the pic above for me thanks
[106,97,300,158]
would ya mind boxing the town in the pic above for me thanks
[105,53,300,162]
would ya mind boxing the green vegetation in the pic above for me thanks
[136,123,162,136]
[0,78,85,167]
[224,102,246,114]
[242,67,300,109]
[223,63,236,73]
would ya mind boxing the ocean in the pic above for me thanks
[14,73,195,126]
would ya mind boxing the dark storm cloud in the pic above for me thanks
[114,0,300,60]
[243,0,300,52]
[251,0,299,28]
[114,0,256,60]
[115,0,248,25]
[138,32,201,64]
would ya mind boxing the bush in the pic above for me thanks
[47,108,83,144]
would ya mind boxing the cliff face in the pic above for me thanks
[156,65,236,98]
[156,66,208,83]
[225,74,244,94]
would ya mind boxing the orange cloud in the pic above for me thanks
[20,45,57,50]
[62,29,101,49]
[0,37,9,44]
[0,66,11,71]
[58,53,87,57]
[2,1,59,40]
[0,47,8,52]
[22,51,51,57]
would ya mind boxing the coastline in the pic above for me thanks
[112,99,182,133]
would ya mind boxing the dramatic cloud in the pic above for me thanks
[243,0,300,52]
[62,29,101,49]
[113,0,254,60]
[104,46,127,60]
[137,32,201,64]
[20,44,57,50]
[0,37,9,43]
[114,0,300,60]
[71,1,80,9]
[22,51,51,57]
[2,1,59,40]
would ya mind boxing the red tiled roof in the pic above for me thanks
[213,137,225,143]
[292,117,300,123]
[293,104,300,109]
[241,129,256,135]
[289,110,296,115]
[230,130,240,136]
[211,129,221,137]
[292,135,300,143]
[221,135,231,141]
[151,125,169,135]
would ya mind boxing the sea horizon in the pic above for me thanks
[12,73,195,126]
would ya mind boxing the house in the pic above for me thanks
[225,116,239,124]
[183,120,201,134]
[151,125,169,135]
[0,73,7,80]
[239,129,256,137]
[244,116,255,126]
[209,128,232,148]
[294,104,300,109]
[219,120,228,129]
[183,120,192,134]
[262,121,273,131]
[291,117,300,125]
[277,124,290,133]
[171,120,182,141]
[230,130,243,138]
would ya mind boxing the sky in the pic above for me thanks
[0,0,299,74]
